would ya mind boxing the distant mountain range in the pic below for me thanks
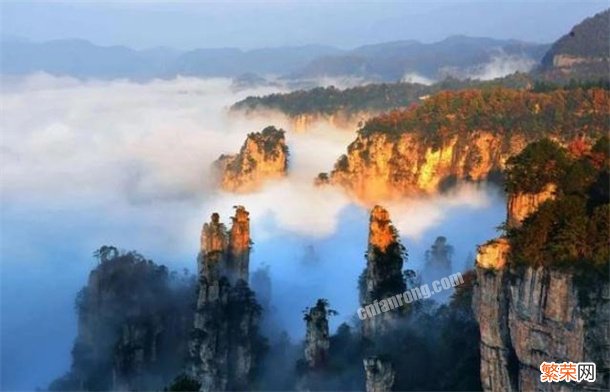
[0,35,549,82]
[291,36,548,81]
[231,9,609,120]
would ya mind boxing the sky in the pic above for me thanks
[1,0,608,50]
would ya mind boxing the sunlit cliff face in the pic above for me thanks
[325,131,530,203]
[215,127,289,193]
[506,183,557,228]
[230,206,251,254]
[368,206,396,253]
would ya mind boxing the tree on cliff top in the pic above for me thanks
[505,138,569,194]
[507,136,609,271]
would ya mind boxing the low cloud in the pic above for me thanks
[440,52,536,81]
[401,72,435,85]
[466,53,536,80]
[1,74,506,390]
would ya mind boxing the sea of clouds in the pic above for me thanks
[0,74,505,390]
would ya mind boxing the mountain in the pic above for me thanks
[473,136,609,391]
[0,38,174,80]
[292,36,549,81]
[0,37,341,79]
[171,45,341,77]
[1,35,546,81]
[538,9,609,80]
[229,75,534,132]
[213,126,289,192]
[318,87,609,201]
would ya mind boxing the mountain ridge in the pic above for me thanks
[1,35,548,81]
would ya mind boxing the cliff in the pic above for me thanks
[189,206,264,391]
[360,206,407,337]
[318,88,609,202]
[290,111,367,133]
[363,357,395,392]
[506,183,556,228]
[472,137,610,391]
[49,247,195,391]
[296,299,337,390]
[303,299,331,369]
[473,242,610,391]
[214,126,288,192]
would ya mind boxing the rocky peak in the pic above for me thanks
[189,206,262,391]
[199,206,251,284]
[303,299,331,369]
[201,212,228,255]
[214,126,289,193]
[361,206,406,337]
[49,248,194,391]
[368,205,395,252]
[475,238,510,270]
[422,236,453,284]
[229,206,250,254]
[363,357,395,392]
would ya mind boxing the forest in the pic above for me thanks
[506,136,609,271]
[358,87,609,140]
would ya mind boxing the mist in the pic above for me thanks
[461,53,537,80]
[1,75,505,390]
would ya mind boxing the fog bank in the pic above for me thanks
[1,75,505,390]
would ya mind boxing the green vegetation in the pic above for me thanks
[231,74,541,118]
[358,87,609,142]
[257,125,288,158]
[505,139,570,193]
[232,82,432,116]
[302,298,338,321]
[166,374,201,391]
[336,270,481,391]
[507,136,609,271]
[532,78,610,93]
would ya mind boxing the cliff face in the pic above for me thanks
[189,206,263,391]
[303,300,331,370]
[291,111,367,133]
[318,88,609,202]
[473,242,610,391]
[363,357,395,392]
[296,299,335,391]
[360,206,406,337]
[323,131,527,201]
[214,126,288,193]
[506,183,556,227]
[198,207,251,283]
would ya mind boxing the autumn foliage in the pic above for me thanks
[359,87,610,141]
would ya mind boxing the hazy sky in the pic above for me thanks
[1,0,608,50]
